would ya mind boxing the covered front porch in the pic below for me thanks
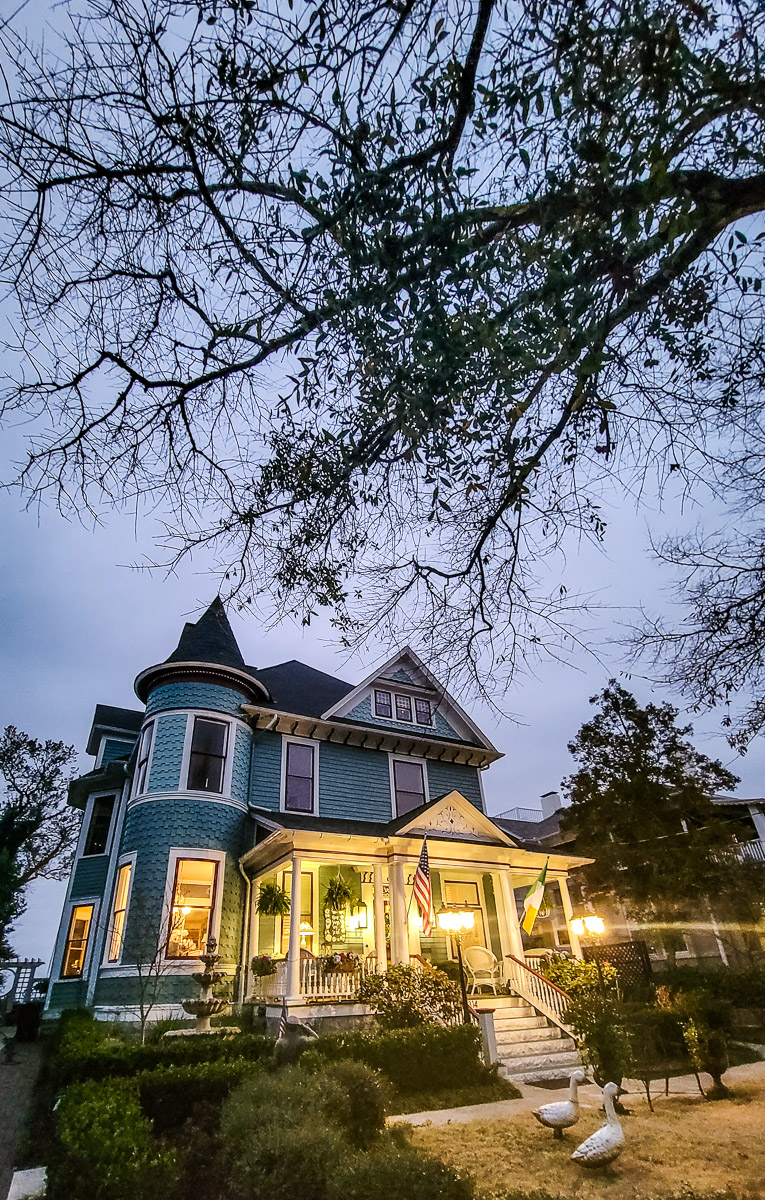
[239,791,590,1009]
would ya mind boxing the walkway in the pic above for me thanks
[389,1059,765,1127]
[0,1043,40,1200]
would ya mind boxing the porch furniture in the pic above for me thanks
[463,945,502,994]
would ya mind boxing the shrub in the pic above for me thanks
[327,1130,474,1200]
[50,1028,274,1086]
[656,964,765,1018]
[564,992,632,1087]
[539,954,618,997]
[315,1060,390,1147]
[300,1024,489,1094]
[356,964,461,1027]
[47,1078,177,1200]
[136,1059,262,1133]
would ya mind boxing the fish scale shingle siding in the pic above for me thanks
[345,694,459,740]
[145,681,249,716]
[146,713,187,792]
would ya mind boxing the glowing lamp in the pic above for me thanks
[583,915,605,935]
[348,900,368,931]
[571,917,585,937]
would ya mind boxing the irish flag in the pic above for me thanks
[522,860,548,935]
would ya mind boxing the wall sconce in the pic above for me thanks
[348,900,368,931]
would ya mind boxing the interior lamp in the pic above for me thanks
[299,922,314,942]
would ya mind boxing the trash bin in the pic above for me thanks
[14,1002,43,1042]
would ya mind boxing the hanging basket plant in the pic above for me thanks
[255,882,291,917]
[323,874,355,912]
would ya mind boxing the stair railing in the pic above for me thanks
[504,954,573,1035]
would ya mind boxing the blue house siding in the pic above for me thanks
[426,759,484,811]
[345,694,460,740]
[319,742,393,822]
[249,730,282,811]
[118,798,249,967]
[101,738,135,764]
[146,713,187,792]
[231,726,252,805]
[145,681,248,717]
[70,855,109,898]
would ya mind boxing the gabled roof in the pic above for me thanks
[253,661,354,719]
[321,646,498,752]
[85,704,144,756]
[166,596,247,671]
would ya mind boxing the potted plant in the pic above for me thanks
[251,954,278,978]
[321,952,361,974]
[255,882,291,916]
[323,874,354,911]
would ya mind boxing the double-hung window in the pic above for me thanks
[107,861,133,962]
[133,722,154,795]
[374,689,392,718]
[414,698,432,726]
[61,905,94,977]
[83,794,116,856]
[284,741,315,812]
[395,694,413,722]
[167,858,219,958]
[392,758,427,816]
[187,717,228,793]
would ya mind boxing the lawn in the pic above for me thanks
[412,1074,765,1199]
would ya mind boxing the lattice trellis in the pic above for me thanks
[583,940,653,996]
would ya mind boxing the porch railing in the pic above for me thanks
[505,953,572,1034]
[250,957,373,1002]
[733,837,765,864]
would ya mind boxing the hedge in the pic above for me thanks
[300,1024,490,1093]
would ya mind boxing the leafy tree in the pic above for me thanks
[563,682,760,963]
[0,726,79,957]
[1,2,765,690]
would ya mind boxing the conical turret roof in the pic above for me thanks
[165,596,246,671]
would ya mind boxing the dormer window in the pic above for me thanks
[395,694,412,722]
[414,698,432,726]
[374,690,392,718]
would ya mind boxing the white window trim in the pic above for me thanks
[179,711,236,797]
[132,720,156,798]
[102,851,137,966]
[77,789,120,860]
[373,689,393,719]
[280,734,320,816]
[154,847,227,969]
[372,686,435,728]
[388,752,429,818]
[57,895,100,981]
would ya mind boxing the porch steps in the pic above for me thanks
[473,995,581,1084]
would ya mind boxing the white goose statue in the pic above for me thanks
[532,1069,586,1139]
[570,1082,625,1168]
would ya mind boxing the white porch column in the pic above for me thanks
[389,858,409,964]
[286,854,303,999]
[557,876,582,959]
[498,870,525,960]
[247,889,260,997]
[373,863,387,972]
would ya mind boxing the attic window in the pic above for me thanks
[415,698,432,726]
[395,694,413,722]
[374,690,392,718]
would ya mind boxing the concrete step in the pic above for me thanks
[500,1049,582,1083]
[492,1013,548,1031]
[498,1034,576,1059]
[496,1024,561,1047]
[473,994,528,1009]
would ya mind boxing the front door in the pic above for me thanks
[441,879,487,952]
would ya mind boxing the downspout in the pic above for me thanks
[238,858,252,1004]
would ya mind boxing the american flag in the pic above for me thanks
[277,997,288,1040]
[413,835,432,936]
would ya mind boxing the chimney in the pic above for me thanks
[540,791,562,819]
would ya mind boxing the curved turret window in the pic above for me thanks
[187,717,228,793]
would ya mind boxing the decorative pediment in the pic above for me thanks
[397,791,516,846]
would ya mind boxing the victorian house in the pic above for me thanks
[45,600,590,1077]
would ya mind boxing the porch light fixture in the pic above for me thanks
[348,900,368,931]
[571,914,605,937]
[436,905,475,1025]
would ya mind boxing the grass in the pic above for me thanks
[412,1072,765,1199]
[390,1076,521,1115]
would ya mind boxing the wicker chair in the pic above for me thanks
[462,945,502,994]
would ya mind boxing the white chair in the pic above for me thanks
[462,945,502,994]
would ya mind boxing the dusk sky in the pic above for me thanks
[2,0,764,972]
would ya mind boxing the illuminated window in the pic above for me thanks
[374,690,392,718]
[395,694,413,722]
[83,795,116,856]
[284,742,315,812]
[393,758,426,815]
[279,870,315,954]
[166,858,218,958]
[414,698,432,726]
[134,722,154,795]
[61,905,94,977]
[187,718,228,793]
[108,862,133,962]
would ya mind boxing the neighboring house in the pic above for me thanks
[45,599,590,1050]
[498,792,765,969]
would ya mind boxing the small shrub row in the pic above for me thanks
[301,1023,490,1093]
[137,1059,262,1133]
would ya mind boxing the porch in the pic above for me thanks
[240,791,590,1009]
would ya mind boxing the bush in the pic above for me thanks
[539,954,618,997]
[300,1023,489,1094]
[137,1059,262,1134]
[658,964,765,1019]
[50,1026,274,1086]
[47,1078,177,1200]
[327,1129,474,1200]
[356,964,462,1027]
[564,992,632,1087]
